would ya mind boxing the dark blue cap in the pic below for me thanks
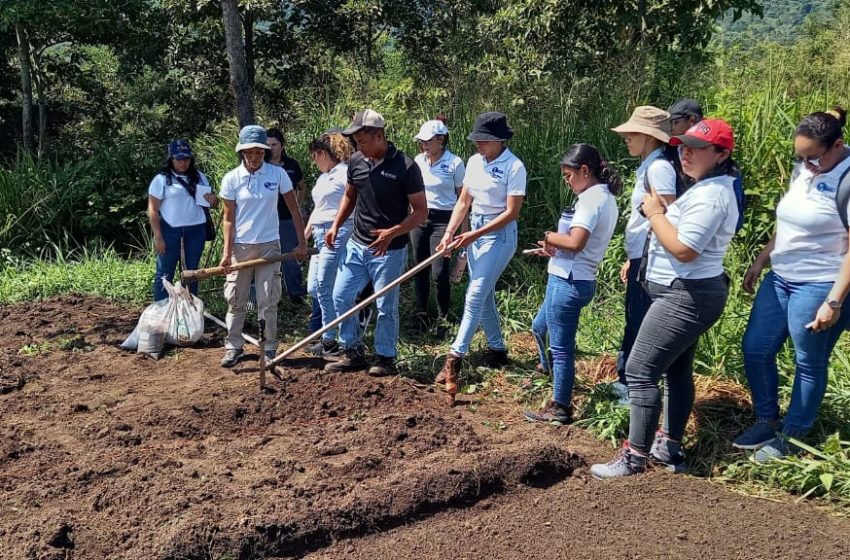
[168,139,193,160]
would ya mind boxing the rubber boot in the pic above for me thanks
[439,353,462,406]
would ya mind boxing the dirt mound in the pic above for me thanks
[0,295,581,560]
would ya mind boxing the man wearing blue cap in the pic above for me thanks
[219,125,308,367]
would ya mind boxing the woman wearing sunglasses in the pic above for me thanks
[734,107,850,461]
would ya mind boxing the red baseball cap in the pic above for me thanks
[669,118,735,152]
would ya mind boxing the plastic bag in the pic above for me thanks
[121,279,204,358]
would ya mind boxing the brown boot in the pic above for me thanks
[438,353,462,406]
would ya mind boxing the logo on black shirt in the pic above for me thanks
[380,170,398,180]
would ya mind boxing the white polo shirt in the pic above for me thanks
[548,183,618,281]
[148,172,209,228]
[310,162,349,225]
[625,148,678,259]
[771,154,850,282]
[646,174,738,286]
[220,162,293,244]
[414,150,465,211]
[463,148,527,215]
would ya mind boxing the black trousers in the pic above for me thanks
[409,209,453,319]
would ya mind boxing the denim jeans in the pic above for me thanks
[450,214,517,356]
[308,297,323,334]
[279,218,306,299]
[333,239,407,358]
[410,209,452,318]
[616,258,651,385]
[153,219,206,301]
[307,221,352,341]
[627,275,729,453]
[742,270,850,436]
[532,274,595,407]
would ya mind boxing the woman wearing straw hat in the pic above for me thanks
[218,125,307,368]
[434,112,526,405]
[592,118,739,478]
[411,118,466,338]
[610,106,679,406]
[147,139,218,302]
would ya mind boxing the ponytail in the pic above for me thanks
[560,143,622,195]
[795,105,847,147]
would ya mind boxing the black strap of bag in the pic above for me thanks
[168,172,216,242]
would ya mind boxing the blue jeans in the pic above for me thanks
[153,220,206,301]
[307,222,352,341]
[532,274,595,407]
[742,271,850,436]
[279,218,306,299]
[617,258,651,385]
[450,215,517,356]
[333,239,407,358]
[308,297,323,334]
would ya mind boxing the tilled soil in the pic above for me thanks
[0,295,848,560]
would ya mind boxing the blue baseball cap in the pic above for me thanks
[235,125,270,152]
[168,139,193,160]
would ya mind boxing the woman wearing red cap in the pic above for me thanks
[591,119,739,479]
[735,107,850,461]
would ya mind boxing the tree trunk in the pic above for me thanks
[241,9,255,89]
[220,0,255,128]
[35,67,48,159]
[15,24,35,155]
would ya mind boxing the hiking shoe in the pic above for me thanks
[523,400,573,425]
[264,349,276,361]
[483,347,509,368]
[368,355,397,377]
[220,348,245,368]
[753,435,797,463]
[308,338,341,358]
[732,420,780,450]
[324,346,368,373]
[590,443,649,480]
[609,381,630,407]
[649,431,688,473]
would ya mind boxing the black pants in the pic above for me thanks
[410,209,452,319]
[626,274,729,453]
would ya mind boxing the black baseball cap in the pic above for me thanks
[667,99,703,120]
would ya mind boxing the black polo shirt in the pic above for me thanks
[348,143,424,250]
[275,155,304,220]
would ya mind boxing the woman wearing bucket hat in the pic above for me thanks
[523,144,622,425]
[218,125,307,368]
[434,111,526,405]
[610,106,679,406]
[735,107,850,461]
[411,117,466,338]
[591,118,739,479]
[147,139,218,302]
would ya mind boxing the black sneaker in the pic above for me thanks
[220,348,245,368]
[523,400,573,425]
[308,339,341,358]
[324,346,367,372]
[483,347,509,368]
[368,355,397,377]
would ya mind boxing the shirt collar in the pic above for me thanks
[637,147,664,173]
[484,147,513,166]
[237,161,265,178]
[578,183,609,199]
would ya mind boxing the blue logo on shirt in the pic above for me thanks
[816,181,836,193]
[439,163,450,172]
[488,166,504,179]
[264,181,278,191]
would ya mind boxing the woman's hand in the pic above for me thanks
[436,232,454,254]
[203,192,218,208]
[535,239,555,257]
[641,186,668,219]
[806,302,841,333]
[294,242,307,261]
[742,262,765,294]
[219,253,232,273]
[325,227,338,250]
[154,235,166,256]
[452,230,480,249]
[304,226,312,241]
[620,260,630,283]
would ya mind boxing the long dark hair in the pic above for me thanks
[795,106,847,147]
[559,143,623,195]
[159,157,201,187]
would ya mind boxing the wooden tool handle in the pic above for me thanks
[182,248,318,282]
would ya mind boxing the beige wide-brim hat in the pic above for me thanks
[611,106,671,143]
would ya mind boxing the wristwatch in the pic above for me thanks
[826,298,842,310]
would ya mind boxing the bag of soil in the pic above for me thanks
[121,279,205,358]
